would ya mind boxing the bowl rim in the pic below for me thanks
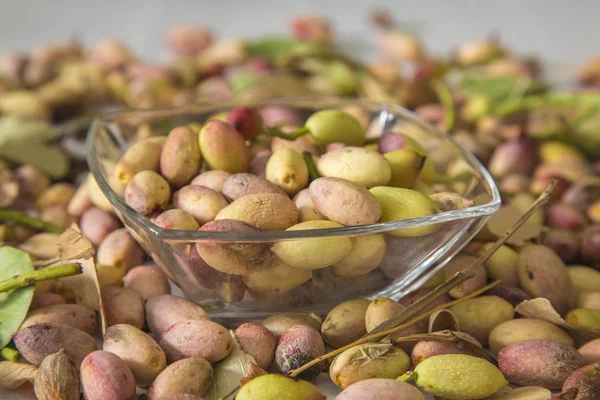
[87,97,501,242]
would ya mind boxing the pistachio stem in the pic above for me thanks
[364,137,381,145]
[221,385,241,400]
[368,180,556,337]
[0,347,20,362]
[432,80,456,132]
[288,280,500,377]
[397,371,416,382]
[0,210,64,234]
[303,152,320,181]
[0,263,82,293]
[264,126,310,140]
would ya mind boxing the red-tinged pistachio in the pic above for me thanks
[542,229,580,263]
[0,51,28,81]
[246,57,275,74]
[484,284,532,308]
[455,38,505,66]
[249,151,271,179]
[172,185,228,225]
[555,363,600,400]
[378,131,407,154]
[227,106,264,140]
[80,206,120,246]
[499,173,531,194]
[160,126,202,189]
[80,350,136,400]
[197,76,233,99]
[581,225,600,268]
[124,171,171,215]
[488,138,537,178]
[289,15,332,44]
[498,340,586,390]
[260,106,302,127]
[90,39,134,71]
[546,203,588,231]
[190,170,231,192]
[378,30,425,62]
[276,325,326,380]
[517,244,576,314]
[199,120,249,173]
[195,219,271,275]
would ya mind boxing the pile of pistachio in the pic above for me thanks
[1,10,600,400]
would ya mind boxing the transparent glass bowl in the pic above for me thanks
[87,97,500,318]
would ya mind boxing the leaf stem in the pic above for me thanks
[432,80,456,132]
[368,180,556,337]
[364,137,381,145]
[303,152,320,181]
[0,263,82,293]
[397,371,416,383]
[0,347,20,362]
[0,210,64,234]
[289,182,556,378]
[288,280,500,377]
[264,126,310,140]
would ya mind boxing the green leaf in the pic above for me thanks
[0,141,69,179]
[460,74,547,102]
[0,116,57,147]
[0,247,35,349]
[247,36,328,62]
[247,36,303,59]
[0,116,69,179]
[229,72,265,94]
[204,331,256,400]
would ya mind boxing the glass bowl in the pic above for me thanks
[87,97,500,319]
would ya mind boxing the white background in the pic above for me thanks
[0,0,598,65]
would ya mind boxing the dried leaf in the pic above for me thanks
[0,361,37,389]
[56,258,106,335]
[0,247,35,349]
[428,309,461,333]
[204,331,256,400]
[0,117,69,179]
[238,362,267,386]
[0,141,69,180]
[355,343,394,362]
[58,224,95,260]
[55,225,105,334]
[516,298,600,343]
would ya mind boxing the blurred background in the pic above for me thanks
[0,0,597,64]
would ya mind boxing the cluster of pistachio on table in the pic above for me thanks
[1,8,600,400]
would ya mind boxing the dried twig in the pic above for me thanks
[368,180,555,336]
[0,210,64,234]
[288,180,556,377]
[288,280,500,377]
